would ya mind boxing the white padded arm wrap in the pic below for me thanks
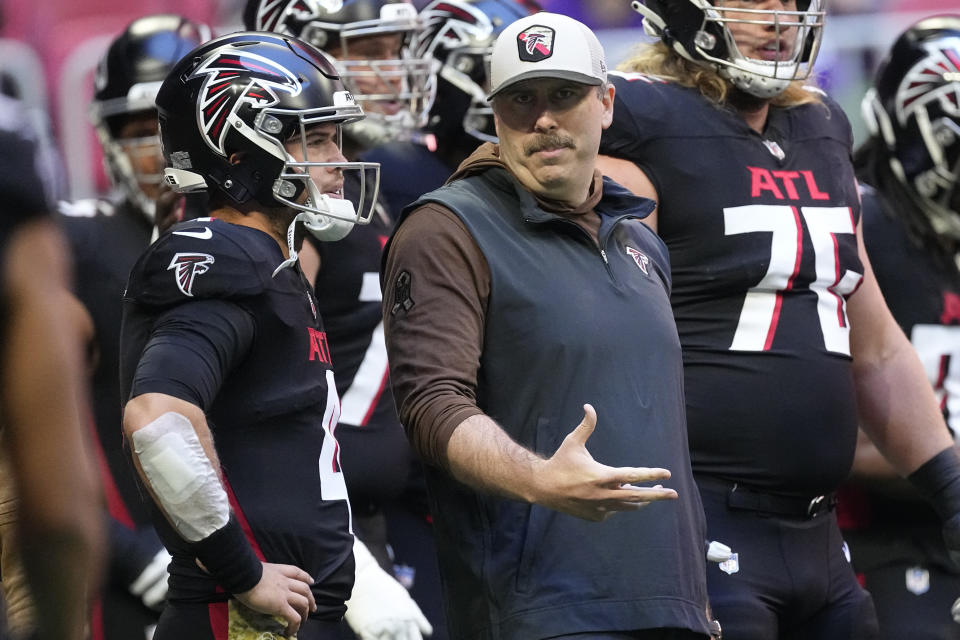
[131,411,230,542]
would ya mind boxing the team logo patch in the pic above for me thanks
[517,25,555,62]
[625,246,650,275]
[189,49,301,156]
[168,253,215,297]
[719,552,739,575]
[762,139,786,161]
[905,566,931,595]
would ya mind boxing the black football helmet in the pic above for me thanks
[862,15,960,240]
[243,0,435,146]
[91,14,211,220]
[156,31,380,248]
[631,0,826,98]
[415,0,539,143]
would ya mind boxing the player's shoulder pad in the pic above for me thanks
[125,217,276,306]
[607,70,704,137]
[792,89,853,147]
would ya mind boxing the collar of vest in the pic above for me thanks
[482,167,656,224]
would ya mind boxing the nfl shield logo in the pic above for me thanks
[905,566,930,595]
[517,25,555,62]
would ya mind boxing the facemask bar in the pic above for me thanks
[91,82,166,220]
[263,106,381,226]
[702,2,825,85]
[442,46,496,142]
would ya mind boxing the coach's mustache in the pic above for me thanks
[525,133,575,155]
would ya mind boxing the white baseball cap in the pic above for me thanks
[486,12,607,100]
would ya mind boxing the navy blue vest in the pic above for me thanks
[395,168,709,639]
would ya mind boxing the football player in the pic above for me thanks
[58,15,210,639]
[243,3,444,637]
[840,15,960,639]
[364,0,541,216]
[120,31,381,639]
[596,1,960,638]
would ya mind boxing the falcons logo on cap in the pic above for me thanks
[517,25,555,62]
[896,42,960,124]
[189,49,301,156]
[168,253,215,297]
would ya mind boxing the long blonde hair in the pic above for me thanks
[618,41,821,108]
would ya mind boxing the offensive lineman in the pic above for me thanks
[597,1,960,637]
[120,31,379,638]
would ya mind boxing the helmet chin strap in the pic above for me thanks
[272,187,358,277]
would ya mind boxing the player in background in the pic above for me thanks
[363,0,540,216]
[243,3,442,637]
[58,15,210,640]
[839,15,960,639]
[597,1,960,637]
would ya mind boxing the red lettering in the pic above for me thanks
[941,292,960,325]
[800,170,830,200]
[749,167,784,199]
[771,171,801,200]
[308,327,332,364]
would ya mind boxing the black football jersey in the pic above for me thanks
[360,141,454,219]
[0,128,49,249]
[309,180,416,503]
[855,187,959,527]
[601,73,863,494]
[59,199,153,529]
[120,218,353,611]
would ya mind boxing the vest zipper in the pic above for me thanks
[599,249,609,264]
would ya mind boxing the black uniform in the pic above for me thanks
[59,198,162,640]
[600,72,878,639]
[359,142,453,219]
[120,218,354,639]
[839,186,960,639]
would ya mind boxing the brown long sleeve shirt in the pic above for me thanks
[381,143,604,468]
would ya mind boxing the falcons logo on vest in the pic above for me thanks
[896,42,960,124]
[189,49,301,156]
[252,0,342,33]
[517,26,554,62]
[168,253,215,297]
[625,246,649,275]
[415,1,493,60]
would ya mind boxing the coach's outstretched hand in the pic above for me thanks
[532,404,678,522]
[236,562,317,637]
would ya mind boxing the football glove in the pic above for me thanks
[344,538,433,640]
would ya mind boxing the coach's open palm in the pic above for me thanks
[534,404,678,522]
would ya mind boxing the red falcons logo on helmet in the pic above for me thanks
[168,253,215,297]
[189,49,301,156]
[253,0,336,33]
[415,1,493,59]
[896,43,960,124]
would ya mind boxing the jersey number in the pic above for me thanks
[911,324,960,438]
[319,369,349,501]
[724,205,863,355]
